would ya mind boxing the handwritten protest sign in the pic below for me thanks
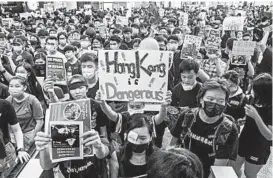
[116,16,128,26]
[180,35,202,59]
[84,4,91,9]
[46,99,93,161]
[49,121,83,163]
[46,57,66,85]
[232,41,256,56]
[44,3,54,13]
[223,16,245,31]
[206,29,221,49]
[98,50,172,103]
[179,12,188,27]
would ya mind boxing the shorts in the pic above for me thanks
[238,141,270,165]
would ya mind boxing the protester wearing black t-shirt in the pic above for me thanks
[170,78,238,178]
[230,73,272,178]
[122,27,134,49]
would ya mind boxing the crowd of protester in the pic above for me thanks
[0,2,272,178]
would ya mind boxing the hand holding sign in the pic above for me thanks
[94,90,106,105]
[81,130,102,149]
[161,90,172,107]
[34,132,52,151]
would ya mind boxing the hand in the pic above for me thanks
[244,104,261,121]
[162,90,172,107]
[34,132,52,151]
[43,79,54,93]
[17,150,30,164]
[95,90,106,105]
[81,130,103,149]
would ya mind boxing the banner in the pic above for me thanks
[46,56,66,85]
[49,121,83,163]
[206,29,221,49]
[98,50,172,103]
[179,12,188,27]
[232,41,256,56]
[180,35,202,59]
[223,17,245,31]
[116,16,128,26]
[46,99,93,162]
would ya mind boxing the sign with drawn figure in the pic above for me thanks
[116,16,128,26]
[206,29,221,49]
[180,35,202,59]
[46,57,66,85]
[223,16,245,31]
[46,99,94,158]
[49,121,83,163]
[232,41,256,56]
[98,50,172,103]
[179,12,188,26]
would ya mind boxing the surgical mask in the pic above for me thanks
[128,142,149,153]
[9,88,24,97]
[81,41,90,49]
[182,81,196,91]
[203,101,225,117]
[82,68,95,79]
[16,73,28,79]
[35,64,45,70]
[168,44,178,51]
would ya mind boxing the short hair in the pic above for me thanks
[109,35,121,44]
[80,53,98,65]
[112,29,121,34]
[252,73,272,105]
[222,70,240,85]
[64,45,76,53]
[155,36,167,45]
[179,58,199,74]
[167,35,179,42]
[172,27,183,34]
[147,147,203,178]
[139,23,149,29]
[10,76,27,87]
[92,35,104,44]
[46,36,58,43]
[123,27,132,34]
[226,38,237,50]
[196,78,230,107]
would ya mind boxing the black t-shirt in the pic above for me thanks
[0,82,9,99]
[122,39,134,49]
[86,81,99,100]
[171,82,202,108]
[225,91,246,121]
[65,61,82,76]
[171,110,238,177]
[0,99,18,144]
[239,104,272,152]
[123,160,147,177]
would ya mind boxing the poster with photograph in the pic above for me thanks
[49,121,83,163]
[180,35,202,59]
[98,50,171,103]
[116,16,128,26]
[230,55,247,66]
[206,29,221,49]
[46,99,94,158]
[46,56,66,85]
[232,41,256,56]
[97,24,108,39]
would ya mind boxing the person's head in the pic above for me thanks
[109,35,121,50]
[252,73,272,105]
[236,31,243,40]
[92,35,104,50]
[57,32,68,46]
[132,38,142,50]
[8,76,27,98]
[197,78,229,117]
[80,53,98,81]
[179,59,199,90]
[64,45,76,61]
[133,16,140,25]
[242,32,251,41]
[162,16,168,24]
[34,51,46,65]
[15,63,36,81]
[147,147,203,178]
[225,38,237,55]
[167,35,179,51]
[80,35,91,49]
[46,36,58,53]
[139,38,159,50]
[123,27,132,41]
[155,36,167,51]
[139,23,149,34]
[12,38,24,52]
[159,27,169,36]
[67,74,88,100]
[112,29,122,39]
[49,29,57,38]
[222,70,240,94]
[125,113,153,158]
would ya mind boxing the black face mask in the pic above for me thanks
[30,40,38,46]
[128,142,149,153]
[203,101,225,117]
[35,64,45,70]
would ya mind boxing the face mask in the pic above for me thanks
[128,142,149,153]
[16,73,28,79]
[203,101,225,117]
[81,41,90,49]
[9,88,24,96]
[46,45,55,52]
[82,68,95,79]
[168,44,178,51]
[35,64,45,70]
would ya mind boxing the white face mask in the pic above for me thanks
[182,81,197,91]
[82,68,95,79]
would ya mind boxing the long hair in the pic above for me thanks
[252,73,272,105]
[123,113,154,163]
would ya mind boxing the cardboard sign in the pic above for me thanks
[206,29,221,49]
[232,41,256,56]
[46,56,66,85]
[97,24,108,39]
[46,99,94,159]
[98,50,172,103]
[223,17,245,31]
[44,3,54,13]
[179,12,188,27]
[180,35,202,59]
[49,121,83,163]
[116,16,128,26]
